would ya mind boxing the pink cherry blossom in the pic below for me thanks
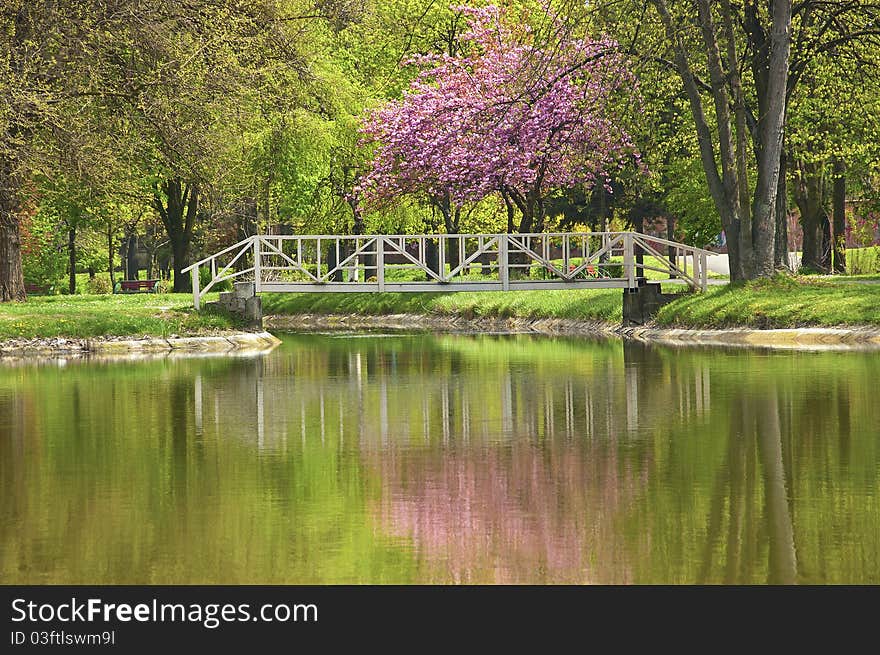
[358,5,639,228]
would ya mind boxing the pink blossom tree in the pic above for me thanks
[359,5,640,234]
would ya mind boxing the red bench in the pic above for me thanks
[117,279,160,293]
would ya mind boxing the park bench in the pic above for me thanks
[116,279,160,293]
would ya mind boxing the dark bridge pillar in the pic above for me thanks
[622,282,678,327]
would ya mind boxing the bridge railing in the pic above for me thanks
[183,232,713,309]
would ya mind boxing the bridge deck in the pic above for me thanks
[183,232,713,310]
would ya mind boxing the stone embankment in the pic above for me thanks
[0,332,281,359]
[265,313,880,351]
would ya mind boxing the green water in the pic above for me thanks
[1,333,878,584]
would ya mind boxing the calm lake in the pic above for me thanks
[1,333,877,584]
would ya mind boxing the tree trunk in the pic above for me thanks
[126,232,139,280]
[598,191,609,264]
[632,211,644,268]
[821,210,831,270]
[433,193,461,270]
[653,0,791,280]
[793,160,828,272]
[750,0,791,278]
[832,158,846,274]
[800,210,827,272]
[501,190,516,233]
[666,214,677,279]
[154,178,198,293]
[107,227,115,286]
[68,227,77,295]
[0,169,26,302]
[652,0,749,280]
[236,196,257,273]
[775,149,790,269]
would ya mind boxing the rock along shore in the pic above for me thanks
[265,313,880,351]
[0,331,282,359]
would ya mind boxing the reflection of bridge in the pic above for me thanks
[183,232,713,309]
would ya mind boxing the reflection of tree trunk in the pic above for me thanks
[725,415,746,583]
[697,466,730,583]
[699,391,748,584]
[836,379,851,469]
[757,390,798,584]
[169,380,190,502]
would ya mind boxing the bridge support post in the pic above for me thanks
[376,237,385,292]
[622,282,676,327]
[212,281,262,328]
[700,253,708,291]
[191,267,200,310]
[253,236,262,293]
[624,233,635,288]
[500,234,509,291]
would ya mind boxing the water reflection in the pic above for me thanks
[0,335,877,583]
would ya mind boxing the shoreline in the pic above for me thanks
[265,313,880,351]
[3,317,880,358]
[0,331,282,360]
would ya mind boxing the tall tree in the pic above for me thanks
[153,179,199,292]
[648,0,792,280]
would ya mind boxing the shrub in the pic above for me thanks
[199,266,232,292]
[86,276,112,294]
[601,263,624,278]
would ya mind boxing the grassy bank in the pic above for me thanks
[263,288,628,322]
[0,293,238,340]
[656,277,880,328]
[264,277,880,329]
[5,276,878,342]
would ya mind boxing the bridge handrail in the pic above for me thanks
[630,233,716,257]
[181,235,256,274]
[185,231,714,309]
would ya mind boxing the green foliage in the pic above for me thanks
[21,213,66,286]
[661,155,722,247]
[85,276,111,295]
[849,246,880,275]
[199,266,232,292]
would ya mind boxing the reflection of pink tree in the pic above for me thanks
[368,443,647,583]
[359,5,639,233]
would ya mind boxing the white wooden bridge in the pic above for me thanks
[183,232,713,310]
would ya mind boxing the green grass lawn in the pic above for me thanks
[264,275,880,329]
[656,277,880,328]
[0,292,238,340]
[7,273,879,342]
[263,288,627,322]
